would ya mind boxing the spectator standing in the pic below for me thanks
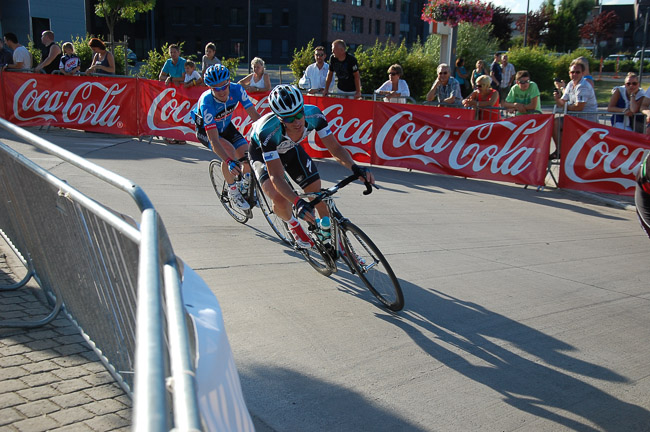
[0,38,13,67]
[552,61,598,158]
[608,72,644,131]
[183,60,203,88]
[426,63,462,106]
[499,54,515,104]
[502,70,542,115]
[201,42,220,77]
[238,57,271,93]
[58,42,81,75]
[34,30,62,74]
[86,38,115,75]
[454,58,470,98]
[490,53,502,90]
[3,33,32,70]
[323,39,362,99]
[470,59,488,89]
[462,75,500,121]
[375,64,410,103]
[299,46,332,95]
[159,44,185,84]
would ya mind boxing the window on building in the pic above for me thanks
[385,21,395,36]
[282,40,289,58]
[351,16,363,33]
[369,18,372,34]
[214,7,221,26]
[332,14,345,32]
[231,40,244,57]
[258,8,272,26]
[375,19,381,35]
[281,9,290,26]
[172,7,184,25]
[332,0,345,2]
[386,0,396,12]
[376,0,381,8]
[230,8,244,26]
[352,0,363,5]
[258,39,272,58]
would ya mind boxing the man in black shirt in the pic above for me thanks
[323,39,362,100]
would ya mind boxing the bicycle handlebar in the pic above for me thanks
[306,173,375,207]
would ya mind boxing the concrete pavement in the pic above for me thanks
[1,126,650,431]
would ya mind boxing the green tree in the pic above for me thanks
[547,9,580,52]
[456,22,499,68]
[289,39,317,85]
[489,5,514,50]
[516,7,551,46]
[507,46,556,94]
[94,0,156,46]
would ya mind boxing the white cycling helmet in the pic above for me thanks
[268,85,304,117]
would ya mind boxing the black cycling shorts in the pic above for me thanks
[249,144,320,189]
[195,121,247,151]
[636,183,650,238]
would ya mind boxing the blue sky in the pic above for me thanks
[490,0,634,14]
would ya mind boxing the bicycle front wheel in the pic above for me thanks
[339,222,404,311]
[254,179,292,245]
[209,159,249,224]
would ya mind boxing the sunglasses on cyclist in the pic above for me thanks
[280,110,305,124]
[210,81,230,92]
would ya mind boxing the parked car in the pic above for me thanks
[607,54,629,62]
[633,50,650,62]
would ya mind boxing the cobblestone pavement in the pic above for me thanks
[0,249,132,432]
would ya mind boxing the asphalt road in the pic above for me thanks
[2,127,650,431]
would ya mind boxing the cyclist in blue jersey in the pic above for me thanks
[192,64,261,209]
[249,84,374,248]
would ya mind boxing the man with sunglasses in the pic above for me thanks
[552,61,598,158]
[502,70,542,115]
[299,46,332,95]
[425,63,462,106]
[191,64,261,209]
[248,85,374,248]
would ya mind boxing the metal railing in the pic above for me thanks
[0,118,201,431]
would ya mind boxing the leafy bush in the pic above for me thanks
[137,41,183,80]
[456,22,498,68]
[222,57,243,79]
[507,46,556,94]
[27,38,41,66]
[289,39,317,85]
[552,48,596,82]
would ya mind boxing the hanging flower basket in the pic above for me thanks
[421,0,494,27]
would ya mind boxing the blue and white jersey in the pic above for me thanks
[191,83,253,133]
[249,105,332,162]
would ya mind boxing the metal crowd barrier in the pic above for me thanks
[0,118,201,431]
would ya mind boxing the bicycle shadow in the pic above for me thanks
[371,280,650,431]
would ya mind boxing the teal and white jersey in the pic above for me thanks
[249,105,332,162]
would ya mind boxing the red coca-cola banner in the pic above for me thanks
[3,73,139,135]
[372,103,553,186]
[137,79,205,141]
[559,116,650,196]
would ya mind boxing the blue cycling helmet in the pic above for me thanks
[204,64,230,87]
[268,85,304,117]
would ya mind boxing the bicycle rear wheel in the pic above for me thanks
[339,222,404,311]
[209,159,249,224]
[254,179,292,245]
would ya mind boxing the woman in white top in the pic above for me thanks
[375,64,410,104]
[608,72,645,131]
[238,57,271,93]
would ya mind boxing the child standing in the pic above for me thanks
[58,42,81,75]
[183,60,203,88]
[201,42,221,77]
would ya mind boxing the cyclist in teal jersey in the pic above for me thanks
[249,84,374,248]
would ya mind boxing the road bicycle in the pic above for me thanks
[293,174,405,312]
[208,157,291,245]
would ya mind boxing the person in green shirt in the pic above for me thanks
[502,70,542,115]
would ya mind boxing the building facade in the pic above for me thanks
[0,0,86,47]
[85,0,428,64]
